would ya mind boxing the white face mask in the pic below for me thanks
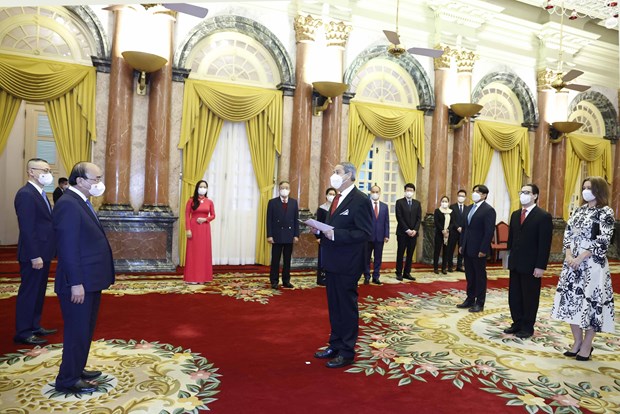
[89,182,106,197]
[37,173,53,187]
[326,194,335,203]
[198,187,207,196]
[405,191,414,199]
[441,201,449,209]
[279,189,290,198]
[471,192,481,203]
[370,193,380,201]
[330,173,344,189]
[582,189,596,202]
[519,193,532,206]
[457,196,466,203]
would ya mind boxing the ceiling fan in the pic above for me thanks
[382,0,443,58]
[550,2,590,93]
[104,3,209,19]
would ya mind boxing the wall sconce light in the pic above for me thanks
[549,121,582,143]
[121,51,168,95]
[312,82,348,116]
[449,103,483,129]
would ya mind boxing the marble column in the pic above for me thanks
[532,69,556,210]
[101,7,133,211]
[548,139,567,219]
[451,49,478,198]
[289,15,322,209]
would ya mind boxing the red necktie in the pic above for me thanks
[374,201,379,218]
[283,201,287,212]
[330,194,341,216]
[520,208,526,224]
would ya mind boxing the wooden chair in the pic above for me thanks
[490,221,509,262]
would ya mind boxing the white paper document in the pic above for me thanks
[301,219,334,232]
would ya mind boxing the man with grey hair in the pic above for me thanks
[312,162,373,368]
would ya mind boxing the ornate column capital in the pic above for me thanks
[294,15,323,43]
[325,21,352,48]
[537,68,556,91]
[433,44,453,70]
[454,49,478,73]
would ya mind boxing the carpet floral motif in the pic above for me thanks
[351,287,620,414]
[0,339,221,413]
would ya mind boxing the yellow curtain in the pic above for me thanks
[178,79,282,265]
[472,120,531,212]
[562,133,612,220]
[0,89,21,155]
[0,54,96,168]
[348,101,424,183]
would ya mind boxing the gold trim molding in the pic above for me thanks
[294,15,323,43]
[325,21,352,48]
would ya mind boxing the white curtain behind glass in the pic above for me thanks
[483,151,511,224]
[204,121,259,265]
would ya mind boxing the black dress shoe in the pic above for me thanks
[515,330,533,339]
[402,274,415,281]
[372,279,382,285]
[282,283,294,288]
[395,274,403,281]
[14,335,47,345]
[469,304,484,313]
[456,267,465,272]
[55,379,97,394]
[441,270,447,275]
[448,268,454,273]
[271,283,279,290]
[314,348,338,359]
[456,301,474,309]
[81,369,102,380]
[433,269,439,274]
[503,326,519,334]
[33,327,57,336]
[326,355,354,368]
[363,278,370,285]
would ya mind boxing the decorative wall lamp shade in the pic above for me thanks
[449,103,483,129]
[549,121,583,143]
[312,82,348,116]
[121,51,168,95]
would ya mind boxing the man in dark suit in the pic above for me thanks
[395,183,421,281]
[54,162,115,394]
[448,189,468,272]
[504,184,553,339]
[364,185,389,285]
[266,180,299,289]
[313,162,373,368]
[13,158,57,346]
[457,184,496,313]
[53,177,69,204]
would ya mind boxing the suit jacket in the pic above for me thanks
[320,187,373,275]
[507,205,553,274]
[266,197,300,244]
[395,197,422,237]
[53,189,115,294]
[449,202,467,234]
[53,187,64,204]
[461,201,496,257]
[434,208,452,234]
[14,182,55,262]
[370,200,390,242]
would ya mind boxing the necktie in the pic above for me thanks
[459,204,463,214]
[330,194,341,216]
[520,208,527,224]
[85,200,99,221]
[408,199,412,209]
[467,203,477,224]
[283,201,288,212]
[42,190,51,213]
[374,201,379,218]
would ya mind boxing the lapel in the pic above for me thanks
[331,188,356,220]
[28,183,52,217]
[521,205,537,227]
[66,190,105,233]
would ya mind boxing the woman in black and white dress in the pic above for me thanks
[551,176,615,361]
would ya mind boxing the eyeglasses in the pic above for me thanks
[518,191,532,195]
[31,167,52,174]
[83,176,102,183]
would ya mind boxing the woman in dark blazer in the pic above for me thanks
[433,196,452,274]
[315,187,337,285]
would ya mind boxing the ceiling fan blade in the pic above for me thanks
[562,69,583,82]
[383,30,401,45]
[163,3,208,18]
[407,47,443,58]
[565,83,591,92]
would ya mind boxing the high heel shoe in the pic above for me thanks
[576,348,593,361]
[563,345,581,357]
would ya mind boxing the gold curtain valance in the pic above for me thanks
[348,101,424,184]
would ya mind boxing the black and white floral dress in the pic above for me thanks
[551,205,615,333]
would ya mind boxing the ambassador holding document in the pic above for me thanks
[312,162,373,369]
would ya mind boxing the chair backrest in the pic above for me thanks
[496,221,509,243]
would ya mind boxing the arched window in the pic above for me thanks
[569,101,605,136]
[350,58,419,107]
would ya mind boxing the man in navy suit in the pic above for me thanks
[13,158,57,345]
[266,181,299,289]
[54,162,115,394]
[395,183,422,281]
[448,189,468,272]
[313,162,373,368]
[458,184,496,313]
[364,185,389,285]
[504,184,553,339]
